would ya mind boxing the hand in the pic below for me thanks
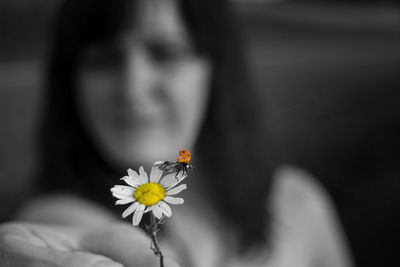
[0,222,181,267]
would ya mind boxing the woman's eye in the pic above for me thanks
[148,43,193,64]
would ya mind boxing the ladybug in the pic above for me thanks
[157,149,192,178]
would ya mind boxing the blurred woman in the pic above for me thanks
[0,0,353,266]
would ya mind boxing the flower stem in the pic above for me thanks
[148,213,164,267]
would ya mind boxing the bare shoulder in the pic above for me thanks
[271,166,332,220]
[270,165,354,267]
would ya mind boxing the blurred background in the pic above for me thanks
[1,0,399,266]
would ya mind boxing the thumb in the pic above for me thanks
[80,224,157,267]
[80,223,183,267]
[163,255,182,267]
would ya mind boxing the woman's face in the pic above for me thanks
[77,0,211,167]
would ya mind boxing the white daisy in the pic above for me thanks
[111,163,187,225]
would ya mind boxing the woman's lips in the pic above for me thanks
[109,107,168,130]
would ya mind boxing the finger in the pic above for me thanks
[1,234,123,267]
[0,222,82,252]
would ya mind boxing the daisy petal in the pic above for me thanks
[111,185,135,195]
[173,171,187,181]
[112,193,131,200]
[128,168,142,181]
[152,204,163,219]
[121,175,141,188]
[168,176,188,190]
[122,202,140,218]
[160,172,187,188]
[132,204,146,225]
[164,196,184,205]
[139,166,149,183]
[158,201,172,217]
[159,173,176,188]
[166,184,187,196]
[150,163,163,183]
[116,197,135,205]
[128,168,147,184]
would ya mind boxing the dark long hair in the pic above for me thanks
[38,0,273,252]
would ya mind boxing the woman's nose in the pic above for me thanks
[122,46,158,105]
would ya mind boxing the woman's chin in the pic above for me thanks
[107,139,181,167]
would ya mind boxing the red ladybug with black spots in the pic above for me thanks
[156,149,192,177]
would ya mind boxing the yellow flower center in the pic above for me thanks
[134,183,166,206]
